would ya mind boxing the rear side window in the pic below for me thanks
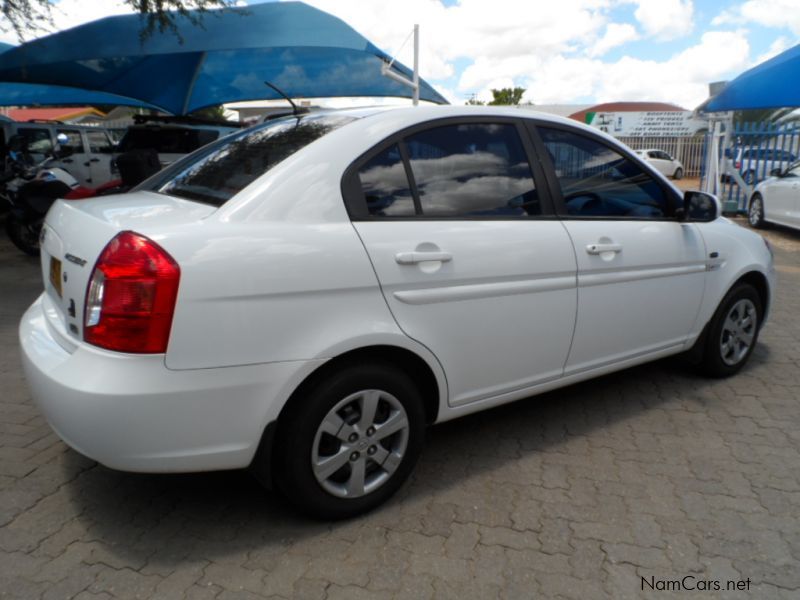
[86,130,114,154]
[405,123,539,217]
[358,144,416,217]
[538,127,671,218]
[150,114,355,206]
[119,128,219,154]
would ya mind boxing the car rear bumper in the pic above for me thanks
[19,294,322,473]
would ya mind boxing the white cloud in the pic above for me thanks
[520,30,750,108]
[713,0,800,36]
[630,0,694,41]
[589,22,639,57]
[755,35,793,63]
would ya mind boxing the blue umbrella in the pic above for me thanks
[0,2,447,115]
[0,42,158,109]
[703,43,800,112]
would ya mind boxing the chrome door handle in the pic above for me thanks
[586,243,622,255]
[395,251,453,265]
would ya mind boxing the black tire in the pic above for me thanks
[697,283,762,378]
[748,193,766,228]
[5,215,41,256]
[271,362,425,519]
[673,167,684,180]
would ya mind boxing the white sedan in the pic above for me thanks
[748,161,800,230]
[636,148,685,179]
[20,106,775,518]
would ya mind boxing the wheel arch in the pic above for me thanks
[250,343,445,488]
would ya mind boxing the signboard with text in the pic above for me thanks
[585,111,706,137]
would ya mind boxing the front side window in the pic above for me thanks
[404,123,539,217]
[56,129,84,154]
[149,113,355,206]
[538,127,672,218]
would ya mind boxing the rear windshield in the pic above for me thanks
[146,113,355,206]
[119,127,220,154]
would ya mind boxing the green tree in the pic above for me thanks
[189,104,229,121]
[488,87,526,106]
[465,94,484,106]
[1,0,234,41]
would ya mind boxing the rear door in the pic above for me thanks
[345,119,578,407]
[532,124,706,374]
[84,129,117,186]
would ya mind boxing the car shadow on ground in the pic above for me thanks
[57,342,771,570]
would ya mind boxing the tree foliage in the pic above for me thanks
[488,87,526,105]
[465,87,528,106]
[1,0,234,41]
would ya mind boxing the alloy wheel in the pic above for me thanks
[720,299,757,366]
[749,197,763,226]
[311,389,409,498]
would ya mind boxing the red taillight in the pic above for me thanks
[84,231,180,353]
[735,160,741,169]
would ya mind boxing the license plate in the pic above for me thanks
[49,256,62,297]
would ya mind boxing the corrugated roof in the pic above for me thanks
[7,107,106,122]
[569,102,687,123]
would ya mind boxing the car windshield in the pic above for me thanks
[146,113,356,206]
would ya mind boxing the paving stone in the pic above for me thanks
[0,224,799,598]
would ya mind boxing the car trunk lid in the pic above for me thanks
[39,191,215,347]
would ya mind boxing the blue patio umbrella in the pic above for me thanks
[702,43,800,112]
[0,2,447,115]
[0,42,158,109]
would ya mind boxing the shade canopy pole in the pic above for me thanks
[381,24,420,105]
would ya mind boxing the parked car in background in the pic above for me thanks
[116,115,241,169]
[748,161,800,230]
[1,118,119,188]
[21,106,775,519]
[635,149,684,179]
[728,146,798,185]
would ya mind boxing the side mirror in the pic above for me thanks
[681,191,719,223]
[770,168,783,177]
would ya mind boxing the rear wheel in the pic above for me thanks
[5,215,40,256]
[697,283,762,377]
[271,363,425,519]
[673,167,684,180]
[748,194,766,228]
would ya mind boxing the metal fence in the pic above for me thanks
[617,135,708,178]
[712,121,800,212]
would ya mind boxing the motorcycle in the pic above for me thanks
[2,139,161,256]
[2,134,82,256]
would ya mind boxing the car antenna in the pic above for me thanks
[263,81,310,117]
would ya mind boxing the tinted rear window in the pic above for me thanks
[147,113,355,206]
[119,127,220,154]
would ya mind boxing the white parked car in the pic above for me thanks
[748,161,800,230]
[20,106,775,518]
[636,149,684,179]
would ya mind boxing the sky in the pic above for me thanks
[0,0,797,110]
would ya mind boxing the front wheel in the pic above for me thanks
[697,283,762,377]
[271,363,425,519]
[673,167,684,180]
[5,215,41,256]
[748,194,766,228]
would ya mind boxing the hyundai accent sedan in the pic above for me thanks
[20,106,775,518]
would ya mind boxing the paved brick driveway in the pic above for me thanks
[1,220,799,600]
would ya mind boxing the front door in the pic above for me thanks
[53,129,90,185]
[347,120,578,407]
[535,125,706,374]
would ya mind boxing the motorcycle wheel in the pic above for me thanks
[6,215,41,256]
